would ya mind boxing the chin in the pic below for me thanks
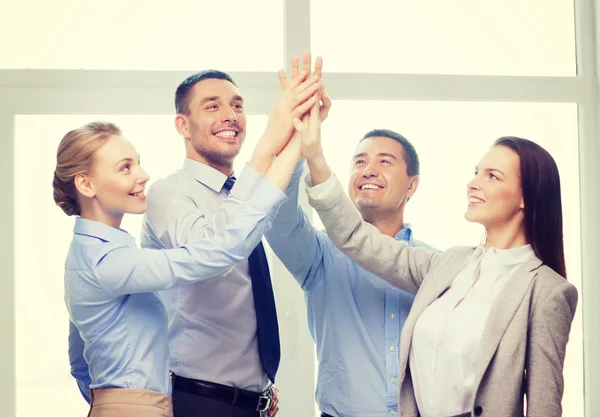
[126,204,147,215]
[464,210,481,224]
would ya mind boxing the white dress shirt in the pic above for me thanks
[141,159,273,392]
[410,244,535,417]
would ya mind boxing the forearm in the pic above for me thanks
[99,182,287,295]
[306,152,331,186]
[306,173,433,294]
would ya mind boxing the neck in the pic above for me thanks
[484,221,527,250]
[79,204,123,229]
[186,150,234,177]
[360,208,405,238]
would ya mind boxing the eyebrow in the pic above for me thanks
[476,166,506,177]
[113,155,140,168]
[353,152,398,160]
[113,157,132,167]
[199,95,244,105]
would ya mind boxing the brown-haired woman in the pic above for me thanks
[295,102,577,417]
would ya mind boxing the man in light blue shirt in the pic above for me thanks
[265,129,436,417]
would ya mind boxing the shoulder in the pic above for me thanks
[146,171,200,210]
[531,265,578,310]
[147,171,188,198]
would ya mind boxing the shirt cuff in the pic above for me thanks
[230,164,265,201]
[304,171,346,210]
[248,176,289,214]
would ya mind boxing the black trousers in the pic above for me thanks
[173,388,267,417]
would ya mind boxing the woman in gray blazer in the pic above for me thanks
[292,101,577,417]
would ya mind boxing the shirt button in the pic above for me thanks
[390,377,397,384]
[389,313,395,319]
[389,346,396,352]
[390,410,396,415]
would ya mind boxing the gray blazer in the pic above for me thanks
[307,175,578,417]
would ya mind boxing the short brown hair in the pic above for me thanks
[53,121,121,216]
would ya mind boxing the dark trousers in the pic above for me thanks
[173,388,265,417]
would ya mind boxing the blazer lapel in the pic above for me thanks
[471,255,543,388]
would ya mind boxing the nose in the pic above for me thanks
[468,174,481,191]
[361,162,379,178]
[220,106,237,123]
[138,167,150,185]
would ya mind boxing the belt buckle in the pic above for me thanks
[256,394,272,413]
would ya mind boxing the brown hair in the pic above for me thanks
[53,121,122,216]
[494,137,567,278]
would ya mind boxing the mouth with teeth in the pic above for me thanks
[213,130,239,141]
[359,184,384,191]
[468,195,485,206]
[129,190,146,199]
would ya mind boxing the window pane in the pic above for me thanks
[313,101,582,415]
[311,0,576,76]
[3,0,282,70]
[15,114,266,417]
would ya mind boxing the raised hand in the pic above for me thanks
[293,85,325,161]
[279,51,331,122]
[292,85,332,186]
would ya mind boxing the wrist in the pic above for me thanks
[306,153,330,186]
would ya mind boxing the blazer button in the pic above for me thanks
[474,406,483,416]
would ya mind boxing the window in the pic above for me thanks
[1,0,283,71]
[311,0,576,76]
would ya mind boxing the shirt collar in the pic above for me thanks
[394,224,414,245]
[474,243,535,266]
[183,158,230,193]
[73,217,136,247]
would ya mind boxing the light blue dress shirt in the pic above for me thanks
[140,159,274,392]
[264,162,436,417]
[67,165,285,403]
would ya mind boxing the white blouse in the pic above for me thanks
[410,244,535,417]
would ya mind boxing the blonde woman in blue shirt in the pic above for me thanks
[53,74,323,417]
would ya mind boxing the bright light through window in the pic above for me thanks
[2,0,283,71]
[311,0,576,76]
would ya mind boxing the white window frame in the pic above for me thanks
[0,0,598,416]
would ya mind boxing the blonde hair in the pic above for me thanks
[53,121,122,216]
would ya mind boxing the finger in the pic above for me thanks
[303,50,312,75]
[278,69,289,90]
[292,117,306,132]
[288,71,309,89]
[292,82,321,107]
[313,56,323,79]
[291,56,300,80]
[308,87,322,120]
[293,95,319,118]
[321,90,331,108]
[320,89,332,120]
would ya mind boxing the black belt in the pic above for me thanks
[321,413,335,417]
[171,373,273,413]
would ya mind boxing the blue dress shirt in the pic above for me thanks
[67,165,286,403]
[264,162,436,417]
